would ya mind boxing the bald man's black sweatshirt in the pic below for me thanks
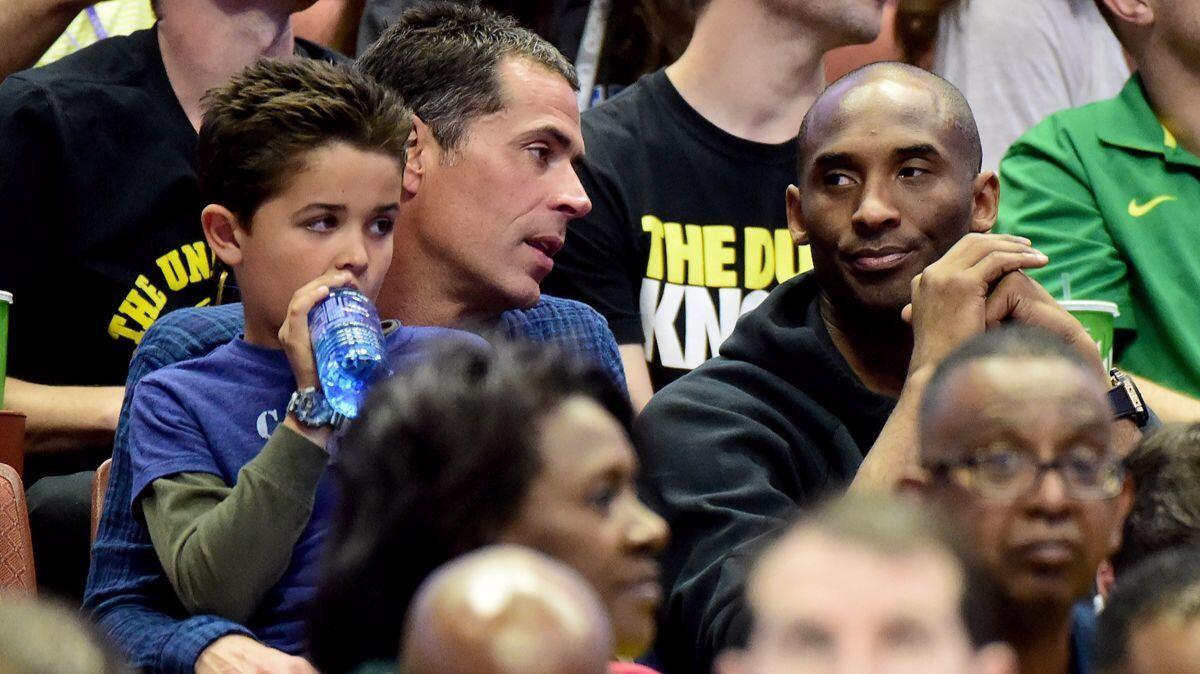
[634,271,898,674]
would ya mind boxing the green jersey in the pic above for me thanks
[996,75,1200,398]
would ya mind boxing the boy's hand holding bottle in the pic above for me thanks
[278,269,356,447]
[278,269,391,447]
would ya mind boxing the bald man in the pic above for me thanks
[402,546,613,674]
[635,62,1127,674]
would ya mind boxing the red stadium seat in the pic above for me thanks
[0,462,36,593]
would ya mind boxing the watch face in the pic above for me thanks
[291,389,333,427]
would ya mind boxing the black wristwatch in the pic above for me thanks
[287,387,345,430]
[1108,368,1149,428]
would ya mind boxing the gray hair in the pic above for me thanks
[356,2,577,153]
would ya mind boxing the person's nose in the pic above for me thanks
[1025,461,1074,518]
[334,229,370,278]
[552,163,592,218]
[625,495,669,554]
[851,176,901,232]
[833,645,875,674]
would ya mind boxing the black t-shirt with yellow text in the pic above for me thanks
[543,70,811,389]
[0,27,341,390]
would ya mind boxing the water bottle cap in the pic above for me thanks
[329,286,367,299]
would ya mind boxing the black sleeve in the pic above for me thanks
[543,140,645,345]
[0,75,63,358]
[634,363,840,674]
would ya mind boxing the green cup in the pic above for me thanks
[0,290,9,409]
[1059,300,1119,371]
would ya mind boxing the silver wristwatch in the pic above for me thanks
[286,387,345,430]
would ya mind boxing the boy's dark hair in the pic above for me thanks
[1095,546,1200,674]
[1111,423,1200,576]
[308,341,633,674]
[197,58,412,227]
[356,2,576,154]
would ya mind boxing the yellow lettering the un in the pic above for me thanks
[157,241,213,291]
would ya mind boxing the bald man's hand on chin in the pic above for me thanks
[899,232,1144,454]
[981,269,1145,453]
[905,232,1105,379]
[983,270,1105,375]
[902,232,1050,376]
[853,233,1050,492]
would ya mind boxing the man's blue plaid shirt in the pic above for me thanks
[83,296,626,672]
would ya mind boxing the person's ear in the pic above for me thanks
[403,116,432,197]
[969,171,1000,234]
[974,642,1020,674]
[202,204,246,268]
[786,185,809,246]
[1098,0,1154,27]
[1096,559,1117,601]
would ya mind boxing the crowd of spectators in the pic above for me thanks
[1,1,1199,673]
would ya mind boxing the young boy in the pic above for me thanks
[123,58,468,660]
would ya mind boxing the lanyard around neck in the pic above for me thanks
[86,6,110,40]
[65,5,109,47]
[575,0,611,111]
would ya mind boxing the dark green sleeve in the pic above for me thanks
[140,423,329,623]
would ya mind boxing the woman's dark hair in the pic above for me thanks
[308,340,633,673]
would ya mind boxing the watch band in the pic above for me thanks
[1108,368,1149,428]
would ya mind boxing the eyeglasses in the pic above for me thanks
[924,447,1126,501]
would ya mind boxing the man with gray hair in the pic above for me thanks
[356,2,594,329]
[84,6,623,673]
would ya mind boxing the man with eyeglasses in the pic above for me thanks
[916,325,1134,674]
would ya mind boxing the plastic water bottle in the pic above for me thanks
[308,287,391,418]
